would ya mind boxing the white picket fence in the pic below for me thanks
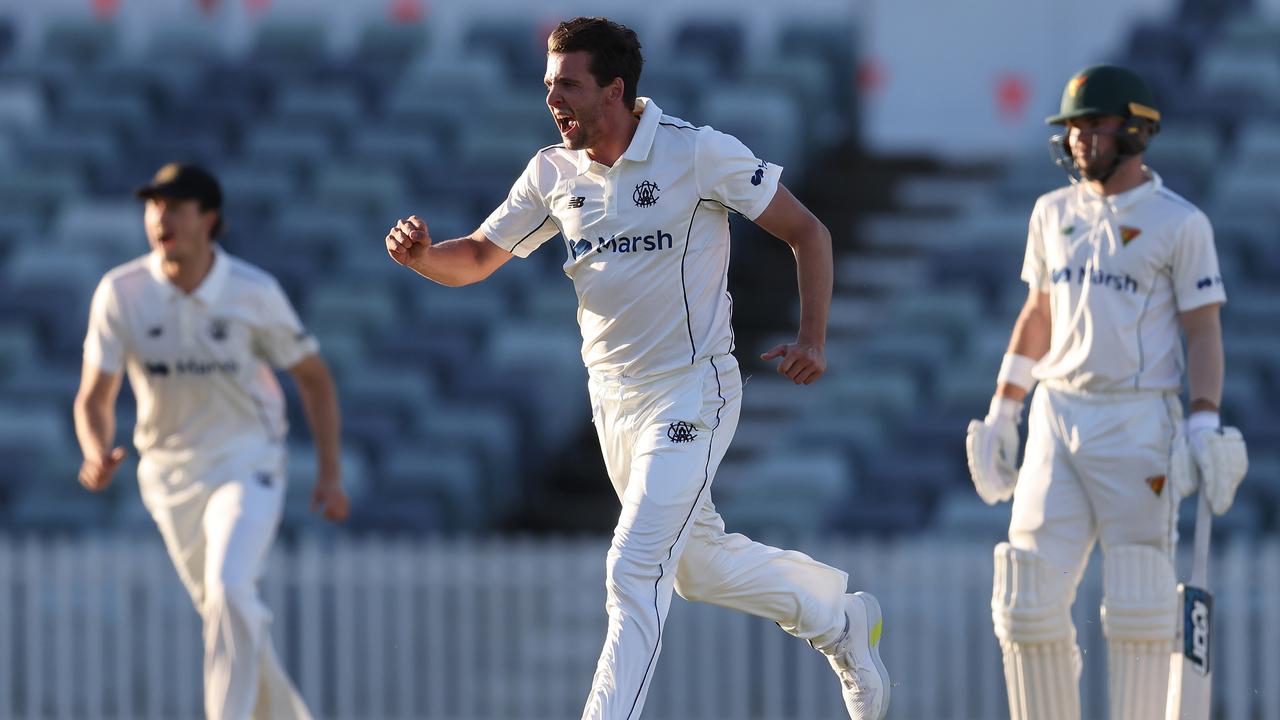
[0,534,1277,720]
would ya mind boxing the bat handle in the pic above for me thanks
[1190,493,1213,587]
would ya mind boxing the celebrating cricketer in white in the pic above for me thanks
[75,163,349,720]
[384,17,889,720]
[965,65,1248,720]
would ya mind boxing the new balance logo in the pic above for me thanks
[147,326,163,338]
[568,196,585,209]
[751,160,768,186]
[255,471,273,488]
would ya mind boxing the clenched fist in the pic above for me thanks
[386,215,431,266]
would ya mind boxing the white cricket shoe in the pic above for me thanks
[822,591,890,719]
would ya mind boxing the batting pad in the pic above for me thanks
[1103,544,1178,720]
[992,543,1082,720]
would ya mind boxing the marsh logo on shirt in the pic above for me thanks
[1050,265,1139,294]
[147,325,163,338]
[570,230,675,259]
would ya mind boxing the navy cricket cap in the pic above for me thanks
[134,162,222,209]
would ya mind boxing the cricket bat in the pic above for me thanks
[1165,493,1213,720]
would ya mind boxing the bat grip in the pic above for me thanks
[1190,493,1213,587]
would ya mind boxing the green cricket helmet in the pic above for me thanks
[1047,64,1161,126]
[1047,64,1161,182]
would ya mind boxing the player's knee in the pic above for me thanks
[604,548,662,602]
[991,542,1077,645]
[1101,544,1177,642]
[202,573,259,616]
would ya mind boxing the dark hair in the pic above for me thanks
[547,17,643,108]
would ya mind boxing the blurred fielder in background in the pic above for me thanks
[385,16,889,720]
[73,163,349,720]
[965,65,1248,720]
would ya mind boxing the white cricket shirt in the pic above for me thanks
[480,97,782,378]
[84,246,319,465]
[1021,171,1226,393]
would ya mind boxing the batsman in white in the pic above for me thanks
[73,163,350,720]
[384,16,889,720]
[965,65,1248,720]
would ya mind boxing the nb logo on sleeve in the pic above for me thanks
[751,160,768,186]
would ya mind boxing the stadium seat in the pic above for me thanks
[273,86,366,135]
[1234,120,1280,163]
[249,19,330,67]
[815,371,919,418]
[0,78,46,132]
[700,87,803,174]
[146,24,221,62]
[42,18,118,67]
[890,288,985,332]
[51,200,143,258]
[461,19,543,83]
[353,20,429,67]
[0,323,38,379]
[716,450,852,536]
[241,124,333,171]
[835,254,930,293]
[311,162,409,218]
[415,403,522,509]
[672,20,744,79]
[379,444,486,530]
[932,488,1008,539]
[345,125,446,175]
[306,283,400,336]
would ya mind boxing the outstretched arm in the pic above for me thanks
[752,184,833,385]
[386,215,513,287]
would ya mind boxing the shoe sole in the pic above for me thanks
[853,591,890,720]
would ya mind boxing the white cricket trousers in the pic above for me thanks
[581,354,850,720]
[1009,384,1182,571]
[138,444,311,720]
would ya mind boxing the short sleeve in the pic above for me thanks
[695,129,782,220]
[1171,211,1227,311]
[253,280,320,370]
[479,154,558,258]
[83,278,128,373]
[1020,201,1049,292]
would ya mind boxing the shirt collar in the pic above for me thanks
[1077,168,1163,211]
[573,97,662,175]
[148,245,229,305]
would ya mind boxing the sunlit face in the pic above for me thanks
[144,196,216,263]
[1066,115,1125,181]
[545,51,609,150]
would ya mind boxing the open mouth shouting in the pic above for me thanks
[554,112,580,141]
